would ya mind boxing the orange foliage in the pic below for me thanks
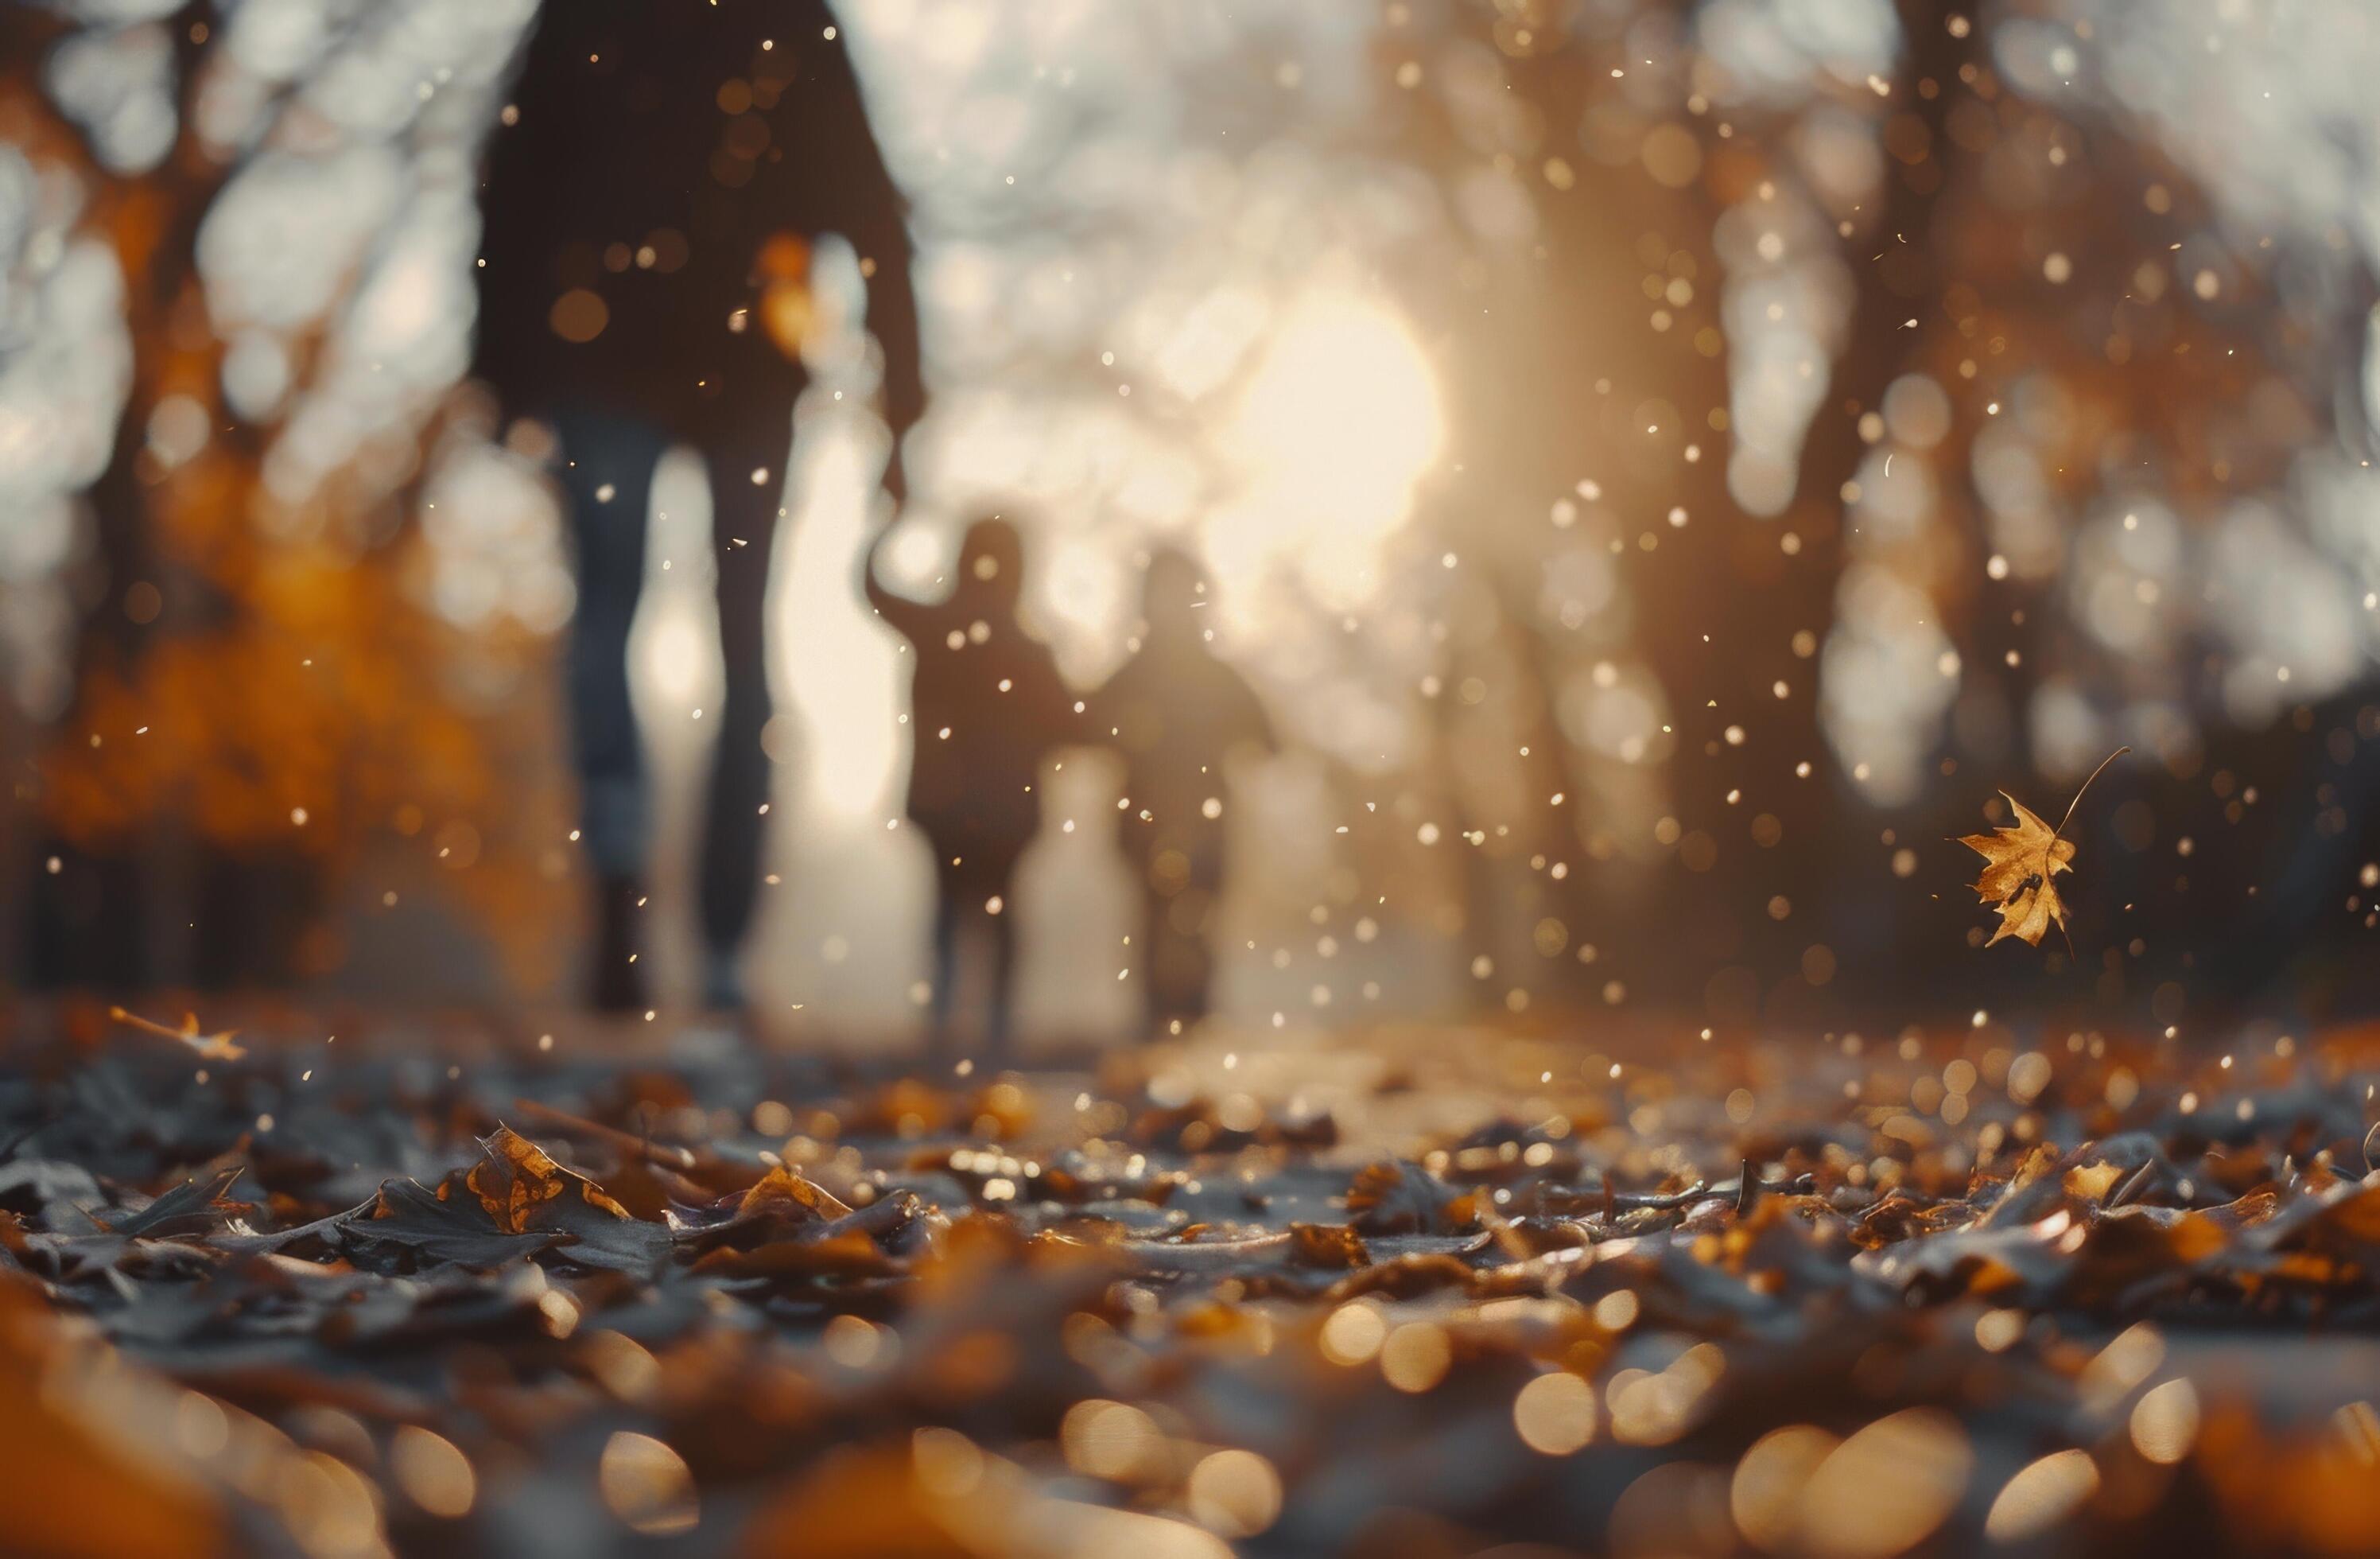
[18,41,576,988]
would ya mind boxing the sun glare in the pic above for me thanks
[1212,286,1445,610]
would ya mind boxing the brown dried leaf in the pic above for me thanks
[689,1227,901,1281]
[1346,1161,1470,1235]
[1959,795,2076,948]
[738,1164,854,1225]
[1288,1222,1372,1269]
[107,1005,245,1063]
[1958,748,2125,949]
[466,1126,633,1233]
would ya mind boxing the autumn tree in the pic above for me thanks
[1381,0,2377,1020]
[7,0,573,993]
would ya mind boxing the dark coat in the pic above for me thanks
[472,0,921,445]
[868,581,1077,888]
[1089,635,1275,878]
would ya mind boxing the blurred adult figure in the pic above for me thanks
[474,0,921,1012]
[1091,550,1275,1035]
[865,519,1074,1054]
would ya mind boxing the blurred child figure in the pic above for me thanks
[1091,550,1275,1035]
[866,519,1074,1054]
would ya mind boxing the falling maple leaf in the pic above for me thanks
[108,1005,246,1062]
[1958,748,2128,951]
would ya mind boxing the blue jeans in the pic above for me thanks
[548,399,793,974]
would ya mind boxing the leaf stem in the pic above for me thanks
[2054,746,2130,838]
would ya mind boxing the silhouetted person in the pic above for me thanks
[865,519,1074,1054]
[1090,550,1275,1034]
[474,0,920,1011]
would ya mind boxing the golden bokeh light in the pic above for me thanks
[1318,1300,1387,1366]
[2130,1378,2201,1464]
[1792,1409,1970,1559]
[1731,1424,1840,1553]
[1061,1399,1165,1482]
[388,1426,476,1519]
[1983,1448,2100,1544]
[599,1432,699,1538]
[1186,1448,1282,1539]
[1513,1370,1598,1456]
[1379,1320,1454,1393]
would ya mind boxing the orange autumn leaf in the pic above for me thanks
[107,1005,246,1063]
[1959,795,2075,948]
[1959,748,2126,951]
[465,1126,635,1233]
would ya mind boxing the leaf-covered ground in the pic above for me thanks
[4,1005,2380,1557]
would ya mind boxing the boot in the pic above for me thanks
[591,875,647,1013]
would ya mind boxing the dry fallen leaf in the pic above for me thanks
[466,1125,636,1231]
[107,1005,246,1062]
[1959,748,2126,950]
[15,1006,2380,1556]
